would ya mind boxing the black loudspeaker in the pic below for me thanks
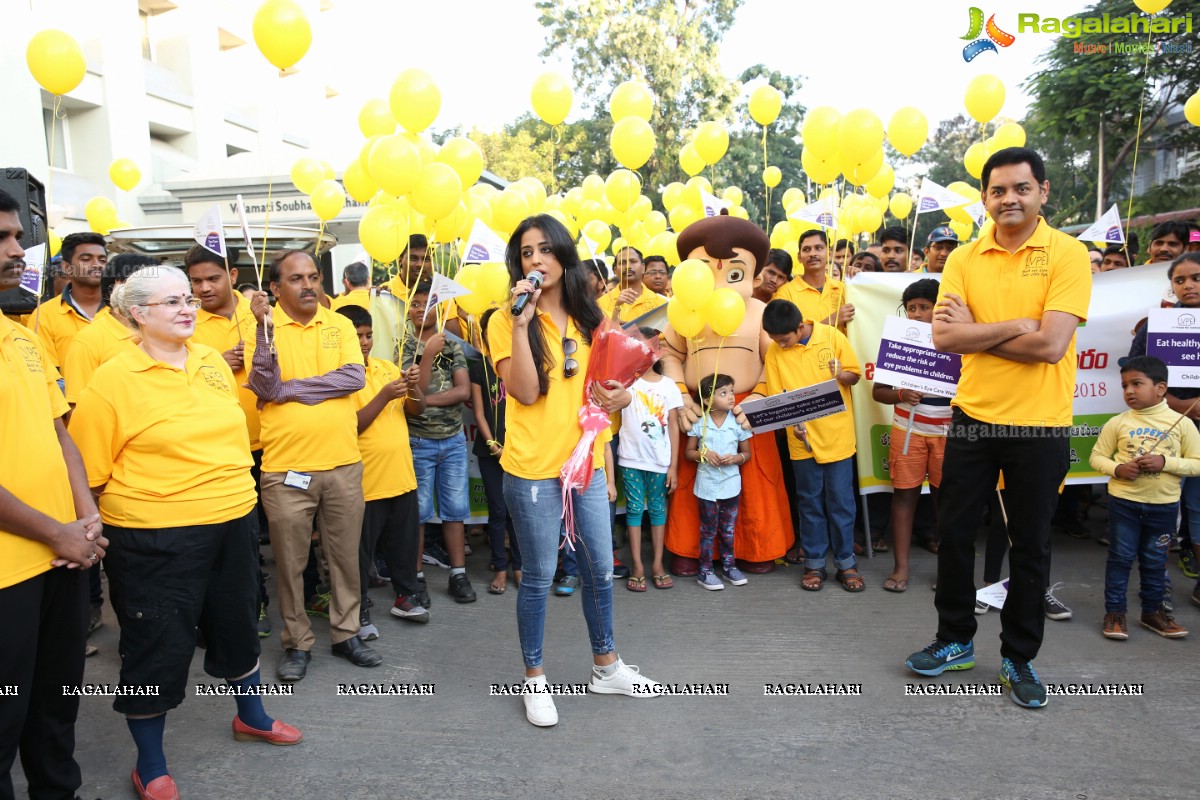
[0,168,49,316]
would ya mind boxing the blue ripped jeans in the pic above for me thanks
[504,470,615,669]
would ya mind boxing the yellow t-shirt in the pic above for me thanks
[331,288,372,312]
[62,307,135,404]
[598,284,668,324]
[69,343,256,528]
[938,217,1091,427]
[487,309,608,480]
[757,321,861,463]
[251,304,362,474]
[353,358,418,501]
[0,312,75,589]
[772,276,846,329]
[191,294,261,450]
[34,291,93,368]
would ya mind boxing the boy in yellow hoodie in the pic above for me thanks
[1090,356,1200,640]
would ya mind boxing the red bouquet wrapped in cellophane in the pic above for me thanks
[560,319,659,549]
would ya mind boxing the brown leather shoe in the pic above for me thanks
[232,716,304,745]
[1140,610,1188,638]
[132,770,179,800]
[1102,612,1128,640]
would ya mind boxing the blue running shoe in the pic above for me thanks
[999,657,1047,708]
[905,639,975,676]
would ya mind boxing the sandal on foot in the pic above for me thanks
[836,570,866,593]
[883,577,908,593]
[872,538,889,553]
[652,574,674,589]
[782,549,806,566]
[487,580,506,595]
[626,576,647,592]
[801,569,826,591]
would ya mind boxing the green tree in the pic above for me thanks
[536,0,743,192]
[1023,0,1200,226]
[465,115,613,194]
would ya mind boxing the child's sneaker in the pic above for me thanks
[723,566,748,586]
[1140,609,1188,638]
[1102,612,1128,640]
[696,571,725,591]
[1179,548,1199,579]
[999,657,1047,708]
[358,608,379,641]
[904,639,974,676]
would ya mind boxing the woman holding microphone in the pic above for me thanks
[70,266,300,800]
[487,215,663,727]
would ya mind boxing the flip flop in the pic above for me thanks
[626,576,648,592]
[836,570,866,593]
[488,581,506,595]
[883,577,908,593]
[652,574,674,589]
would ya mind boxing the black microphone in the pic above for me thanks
[511,270,545,316]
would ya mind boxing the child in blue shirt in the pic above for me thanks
[686,373,753,591]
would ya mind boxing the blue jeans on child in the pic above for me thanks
[504,470,615,669]
[793,456,857,573]
[411,433,470,524]
[1104,495,1175,614]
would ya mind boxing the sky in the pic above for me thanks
[312,0,1104,162]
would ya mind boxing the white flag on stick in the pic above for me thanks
[701,190,730,218]
[423,271,472,323]
[461,219,508,263]
[917,178,970,213]
[19,243,46,296]
[234,195,262,289]
[965,201,988,228]
[193,205,226,257]
[1076,204,1125,244]
[787,196,839,231]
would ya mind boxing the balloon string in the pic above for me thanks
[35,95,65,336]
[761,125,770,229]
[1123,27,1154,246]
[697,335,726,460]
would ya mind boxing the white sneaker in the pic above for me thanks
[522,675,558,727]
[588,659,662,697]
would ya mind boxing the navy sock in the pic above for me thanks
[228,668,274,731]
[126,714,168,783]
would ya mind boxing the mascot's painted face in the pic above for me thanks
[683,245,756,300]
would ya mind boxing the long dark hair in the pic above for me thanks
[505,214,603,396]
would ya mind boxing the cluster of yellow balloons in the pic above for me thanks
[666,259,745,338]
[608,81,657,170]
[455,263,511,316]
[963,120,1026,179]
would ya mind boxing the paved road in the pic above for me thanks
[18,509,1197,800]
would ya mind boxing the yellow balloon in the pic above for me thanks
[359,205,410,263]
[609,81,654,122]
[843,149,883,187]
[704,288,746,337]
[889,193,913,219]
[109,158,141,192]
[1187,90,1200,127]
[992,121,1026,150]
[358,99,395,138]
[679,144,705,177]
[402,132,437,167]
[801,106,842,159]
[630,194,653,220]
[436,137,485,188]
[662,182,686,210]
[838,109,885,164]
[748,85,783,127]
[667,298,705,338]
[368,135,421,197]
[48,228,62,258]
[801,147,840,185]
[531,72,573,126]
[310,179,346,222]
[858,206,883,236]
[673,258,715,311]
[84,196,117,234]
[582,219,612,253]
[949,220,973,241]
[545,209,578,239]
[433,202,470,244]
[964,74,1006,124]
[342,159,377,203]
[514,177,548,215]
[611,117,656,170]
[781,188,806,211]
[604,170,641,212]
[667,204,700,233]
[693,121,729,165]
[491,189,530,235]
[411,163,462,220]
[581,174,605,202]
[26,29,87,96]
[290,157,323,195]
[865,163,894,198]
[887,107,929,157]
[252,0,312,70]
[645,230,675,259]
[721,187,744,207]
[478,262,512,305]
[770,221,793,250]
[464,192,493,230]
[389,68,441,134]
[963,142,988,179]
[1133,0,1172,12]
[643,210,668,238]
[763,166,782,188]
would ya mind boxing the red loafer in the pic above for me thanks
[132,770,179,800]
[232,716,304,746]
